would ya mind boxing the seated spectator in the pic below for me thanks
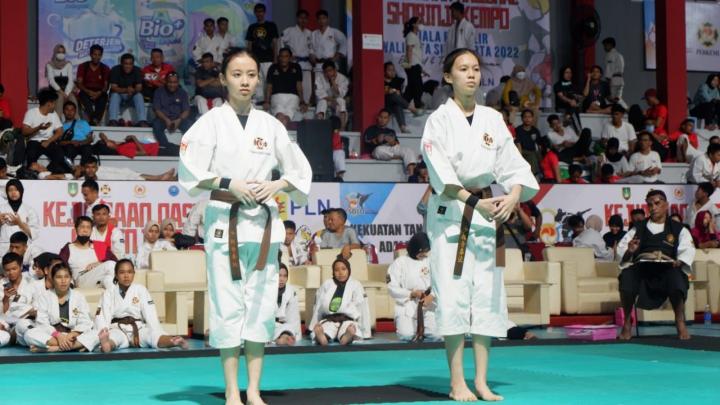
[264,47,307,127]
[0,83,12,129]
[108,53,148,127]
[601,104,636,155]
[76,44,110,125]
[0,180,40,257]
[281,10,313,105]
[601,138,631,178]
[384,62,418,133]
[31,252,63,292]
[597,164,622,184]
[161,218,178,247]
[94,259,188,352]
[317,208,361,260]
[582,65,612,113]
[152,72,190,150]
[281,220,309,266]
[0,252,41,347]
[629,208,647,230]
[141,48,175,101]
[309,258,371,345]
[363,109,397,154]
[8,231,42,271]
[367,131,417,178]
[45,44,77,118]
[274,263,301,346]
[136,220,176,269]
[503,64,541,123]
[326,116,346,181]
[603,214,626,250]
[315,61,349,130]
[562,164,588,184]
[76,179,102,218]
[685,182,719,231]
[644,87,668,137]
[710,135,720,145]
[626,131,662,183]
[691,210,720,248]
[387,232,438,342]
[503,201,542,248]
[21,87,67,173]
[515,109,542,174]
[194,53,225,115]
[78,155,175,181]
[182,199,207,243]
[671,119,700,163]
[546,114,591,163]
[90,203,124,260]
[553,65,582,132]
[59,101,93,165]
[691,73,720,130]
[538,137,561,183]
[58,216,116,289]
[642,116,670,161]
[484,75,509,109]
[688,143,720,185]
[408,161,429,183]
[568,215,614,261]
[24,262,94,353]
[501,108,516,138]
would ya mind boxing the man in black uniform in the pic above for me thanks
[617,190,695,340]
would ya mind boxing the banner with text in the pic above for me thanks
[383,0,553,106]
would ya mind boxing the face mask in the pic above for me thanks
[56,53,66,61]
[516,71,526,80]
[645,125,655,133]
[76,235,90,244]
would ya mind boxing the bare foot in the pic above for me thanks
[618,325,633,341]
[339,330,356,345]
[246,390,267,405]
[160,168,175,181]
[449,382,478,402]
[29,345,46,353]
[315,333,328,346]
[225,390,242,405]
[677,323,691,340]
[98,328,113,353]
[475,382,504,401]
[171,336,189,349]
[275,334,296,346]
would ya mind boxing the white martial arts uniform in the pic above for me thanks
[387,255,438,340]
[24,289,94,350]
[61,243,115,290]
[445,18,476,56]
[182,199,207,240]
[604,48,625,104]
[309,277,371,341]
[315,72,348,117]
[573,228,615,261]
[91,225,125,260]
[280,237,309,266]
[421,99,539,337]
[688,153,720,184]
[281,25,313,104]
[271,93,300,119]
[372,144,418,171]
[677,134,701,162]
[192,32,224,63]
[179,103,312,347]
[274,284,302,340]
[94,166,144,181]
[135,240,176,269]
[0,203,40,257]
[79,283,165,350]
[310,27,347,73]
[0,275,42,346]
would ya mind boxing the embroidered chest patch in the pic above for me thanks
[72,308,79,316]
[483,133,494,147]
[437,206,446,215]
[132,297,140,305]
[421,267,430,276]
[253,137,268,151]
[214,229,224,239]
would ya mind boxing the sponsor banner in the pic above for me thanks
[644,0,720,71]
[383,0,553,106]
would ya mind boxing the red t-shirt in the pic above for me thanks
[141,63,175,89]
[77,61,110,92]
[562,178,589,184]
[332,130,343,150]
[540,151,559,181]
[507,124,516,139]
[596,175,621,184]
[669,130,699,148]
[0,97,11,122]
[646,104,668,135]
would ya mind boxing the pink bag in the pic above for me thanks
[614,307,637,327]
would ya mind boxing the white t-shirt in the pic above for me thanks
[22,107,62,142]
[601,122,636,153]
[405,32,422,66]
[605,156,631,176]
[547,127,578,151]
[627,151,662,183]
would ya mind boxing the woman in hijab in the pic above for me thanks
[273,263,301,345]
[309,258,371,345]
[0,179,40,256]
[570,214,615,261]
[502,64,541,124]
[136,220,176,269]
[387,232,438,342]
[45,44,77,117]
[691,210,720,248]
[160,218,179,247]
[603,214,626,250]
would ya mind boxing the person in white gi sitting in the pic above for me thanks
[388,232,439,342]
[1,252,43,346]
[310,258,371,345]
[59,216,116,290]
[315,61,349,130]
[274,263,301,345]
[136,220,176,269]
[25,262,94,352]
[688,143,720,186]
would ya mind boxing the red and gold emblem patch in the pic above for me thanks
[253,137,268,150]
[483,133,494,147]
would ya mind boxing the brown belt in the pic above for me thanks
[210,189,272,281]
[453,187,492,278]
[322,313,354,323]
[410,287,432,343]
[111,316,141,347]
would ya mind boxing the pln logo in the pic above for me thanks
[344,192,375,216]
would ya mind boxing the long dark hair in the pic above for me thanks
[442,48,481,74]
[403,17,419,37]
[220,47,259,76]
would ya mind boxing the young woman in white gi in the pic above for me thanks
[274,264,301,345]
[59,216,116,290]
[388,232,438,342]
[1,252,42,346]
[26,263,94,352]
[136,220,176,269]
[310,258,371,345]
[178,47,312,405]
[421,48,539,402]
[87,259,188,353]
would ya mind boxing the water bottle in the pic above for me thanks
[704,304,712,327]
[555,223,564,244]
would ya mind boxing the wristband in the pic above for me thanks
[51,330,60,338]
[219,177,232,190]
[466,194,480,208]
